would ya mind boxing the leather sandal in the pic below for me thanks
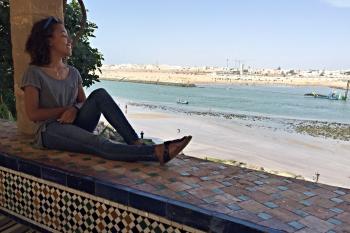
[159,136,192,165]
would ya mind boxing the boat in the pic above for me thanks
[304,80,349,101]
[177,98,189,104]
[304,92,328,99]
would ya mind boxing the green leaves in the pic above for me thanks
[0,96,14,121]
[65,0,104,88]
[0,0,15,119]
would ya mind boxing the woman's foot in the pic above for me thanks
[154,136,192,165]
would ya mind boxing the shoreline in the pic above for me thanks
[100,77,196,87]
[100,69,350,89]
[128,102,350,141]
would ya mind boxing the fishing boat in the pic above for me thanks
[177,98,189,104]
[304,80,349,101]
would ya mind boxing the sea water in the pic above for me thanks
[86,80,350,124]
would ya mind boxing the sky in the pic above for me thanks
[83,0,350,70]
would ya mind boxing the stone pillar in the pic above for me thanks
[10,0,63,134]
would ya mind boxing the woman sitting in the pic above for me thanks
[21,16,192,165]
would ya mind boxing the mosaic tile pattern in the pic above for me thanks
[0,167,195,233]
[1,119,350,232]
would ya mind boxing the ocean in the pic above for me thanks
[86,80,350,124]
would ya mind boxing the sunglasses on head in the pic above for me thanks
[43,16,59,30]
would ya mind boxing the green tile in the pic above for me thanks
[155,184,167,190]
[134,179,145,184]
[168,178,177,183]
[147,172,159,177]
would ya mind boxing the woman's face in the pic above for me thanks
[49,24,72,58]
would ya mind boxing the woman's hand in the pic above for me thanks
[57,107,78,124]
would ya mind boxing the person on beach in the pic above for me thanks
[21,16,192,164]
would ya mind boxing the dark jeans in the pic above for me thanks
[42,88,157,162]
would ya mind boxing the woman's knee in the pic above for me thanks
[91,88,109,98]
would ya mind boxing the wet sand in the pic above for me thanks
[99,101,350,189]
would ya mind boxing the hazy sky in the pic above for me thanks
[83,0,350,69]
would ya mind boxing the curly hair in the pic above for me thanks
[25,17,63,66]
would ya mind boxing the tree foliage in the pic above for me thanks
[0,0,15,118]
[65,0,103,87]
[0,0,103,119]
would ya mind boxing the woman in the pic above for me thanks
[21,16,192,165]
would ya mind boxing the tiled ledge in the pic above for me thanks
[1,119,350,232]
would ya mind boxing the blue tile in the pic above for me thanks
[41,167,66,185]
[203,197,216,204]
[200,176,210,181]
[327,218,342,225]
[18,160,41,178]
[254,181,264,185]
[271,193,283,200]
[180,172,190,176]
[95,181,130,206]
[246,187,257,192]
[210,212,280,233]
[288,221,305,230]
[176,191,188,197]
[257,174,269,179]
[221,181,233,187]
[188,183,200,188]
[129,190,168,217]
[277,186,288,191]
[330,197,344,204]
[0,153,18,170]
[167,199,212,232]
[134,179,144,184]
[67,174,95,194]
[257,212,272,220]
[334,190,346,196]
[264,202,278,209]
[330,208,344,214]
[300,200,312,206]
[155,184,167,190]
[303,191,316,197]
[227,204,241,211]
[292,209,309,217]
[237,195,249,201]
[306,183,318,189]
[212,188,224,194]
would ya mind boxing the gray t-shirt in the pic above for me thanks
[21,65,82,148]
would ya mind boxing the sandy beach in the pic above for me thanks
[98,100,350,189]
[100,66,350,89]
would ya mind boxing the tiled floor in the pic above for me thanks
[1,119,350,232]
[0,212,41,233]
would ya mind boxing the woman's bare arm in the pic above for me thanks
[24,86,69,122]
[57,84,86,123]
[77,84,86,103]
